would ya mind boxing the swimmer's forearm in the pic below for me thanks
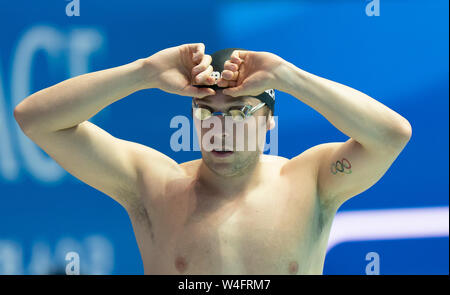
[14,58,155,133]
[277,62,412,150]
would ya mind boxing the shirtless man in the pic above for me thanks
[13,43,412,275]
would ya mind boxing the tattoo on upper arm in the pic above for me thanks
[330,158,352,175]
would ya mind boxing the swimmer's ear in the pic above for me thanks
[267,115,275,131]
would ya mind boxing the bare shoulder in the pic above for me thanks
[278,143,349,216]
[179,158,202,168]
[260,154,289,167]
[130,147,188,205]
[135,146,185,177]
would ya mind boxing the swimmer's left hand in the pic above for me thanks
[217,50,286,97]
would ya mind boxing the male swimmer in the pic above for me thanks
[14,43,412,274]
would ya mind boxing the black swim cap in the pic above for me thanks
[194,48,275,113]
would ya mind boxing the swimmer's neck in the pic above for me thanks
[196,156,263,196]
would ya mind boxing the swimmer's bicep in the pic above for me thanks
[316,138,403,208]
[27,121,177,209]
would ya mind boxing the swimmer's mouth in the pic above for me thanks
[211,149,234,157]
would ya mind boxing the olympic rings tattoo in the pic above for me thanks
[330,158,352,175]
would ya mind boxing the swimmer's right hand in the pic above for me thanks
[142,43,216,98]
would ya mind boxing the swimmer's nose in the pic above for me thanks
[210,131,234,149]
[211,132,230,143]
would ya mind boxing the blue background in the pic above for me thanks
[0,0,448,274]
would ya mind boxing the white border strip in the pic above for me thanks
[327,206,449,252]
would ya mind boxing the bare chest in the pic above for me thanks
[132,174,327,274]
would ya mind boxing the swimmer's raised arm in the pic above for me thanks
[218,50,412,210]
[13,43,215,210]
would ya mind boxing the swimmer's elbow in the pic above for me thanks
[399,119,412,143]
[388,118,413,151]
[370,118,413,154]
[13,104,32,134]
[14,106,41,136]
[14,101,58,136]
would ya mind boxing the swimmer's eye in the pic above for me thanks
[228,109,246,121]
[193,105,251,122]
[193,107,247,122]
[193,107,213,120]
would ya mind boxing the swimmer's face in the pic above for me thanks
[193,90,274,177]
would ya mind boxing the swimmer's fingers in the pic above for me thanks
[217,71,238,87]
[193,54,216,85]
[230,50,247,65]
[190,43,206,64]
[194,65,216,85]
[192,54,212,77]
[222,84,246,97]
[222,79,256,97]
[221,69,239,81]
[218,60,239,86]
[222,61,239,80]
[217,77,228,88]
[182,85,216,98]
[226,81,237,88]
[224,60,239,72]
[217,78,237,88]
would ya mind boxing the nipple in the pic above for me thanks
[288,261,299,274]
[175,256,188,273]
